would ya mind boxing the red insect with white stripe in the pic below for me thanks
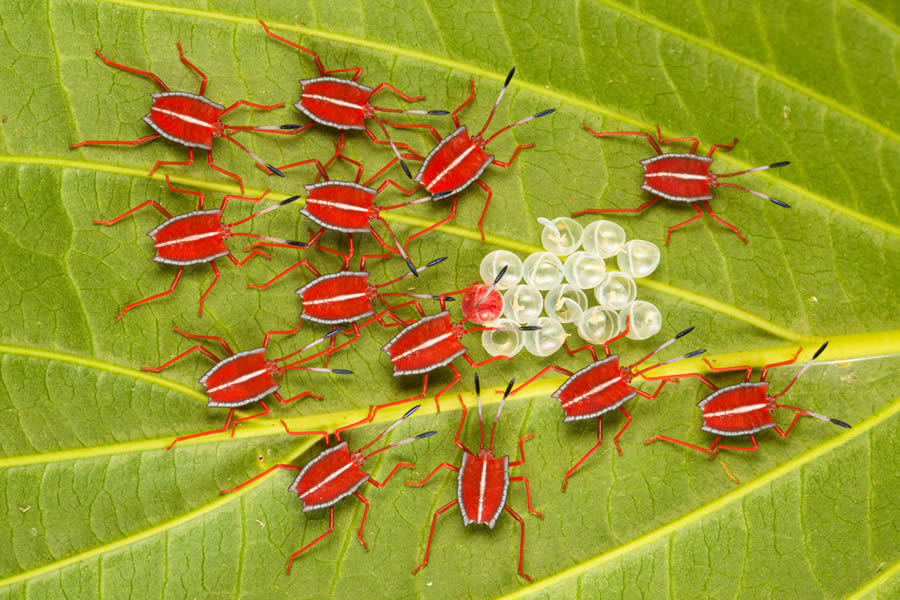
[220,405,435,573]
[575,125,791,244]
[376,268,536,415]
[248,148,445,275]
[407,377,543,581]
[70,43,284,192]
[257,21,448,171]
[645,342,851,457]
[510,320,705,490]
[143,325,352,449]
[383,67,555,241]
[94,176,305,319]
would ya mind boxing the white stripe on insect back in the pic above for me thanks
[199,348,280,408]
[415,126,494,196]
[697,382,768,408]
[552,356,635,422]
[289,442,370,512]
[382,311,447,353]
[296,272,375,324]
[295,77,374,130]
[698,381,773,436]
[458,453,509,529]
[148,209,230,266]
[300,181,375,233]
[143,92,224,150]
[640,153,713,202]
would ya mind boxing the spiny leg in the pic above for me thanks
[115,267,185,321]
[286,507,335,574]
[503,505,533,582]
[412,499,458,574]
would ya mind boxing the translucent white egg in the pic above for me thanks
[582,220,627,258]
[522,252,565,290]
[522,316,567,357]
[616,240,660,278]
[563,251,607,289]
[482,319,525,357]
[593,271,637,309]
[479,250,524,290]
[618,301,662,340]
[544,284,588,323]
[503,284,544,324]
[538,217,584,256]
[576,306,621,345]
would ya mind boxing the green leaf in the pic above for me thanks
[1,0,898,598]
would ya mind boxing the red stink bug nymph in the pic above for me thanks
[645,342,851,457]
[576,125,791,244]
[383,67,555,242]
[511,319,705,490]
[220,405,435,573]
[70,44,284,192]
[94,176,305,319]
[143,326,352,449]
[407,377,543,581]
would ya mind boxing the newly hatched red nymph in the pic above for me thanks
[143,325,352,449]
[220,405,435,573]
[377,267,537,415]
[407,377,543,581]
[94,177,304,319]
[383,67,555,241]
[575,125,790,244]
[70,43,284,192]
[257,21,448,170]
[645,342,851,457]
[510,319,705,490]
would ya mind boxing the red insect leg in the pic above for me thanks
[503,504,533,582]
[699,201,747,244]
[287,507,335,574]
[248,259,320,290]
[260,20,362,80]
[411,498,459,575]
[759,346,803,381]
[572,196,660,219]
[563,417,603,492]
[653,125,700,154]
[93,200,173,226]
[583,125,664,155]
[114,268,184,321]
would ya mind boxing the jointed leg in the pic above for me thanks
[353,492,371,551]
[702,356,755,382]
[93,199,173,226]
[248,259,319,290]
[369,375,428,422]
[403,195,457,248]
[198,262,221,316]
[644,434,728,458]
[147,148,194,179]
[655,125,700,154]
[286,507,335,574]
[175,42,208,95]
[279,419,331,447]
[368,462,416,487]
[379,118,442,143]
[491,144,535,168]
[260,20,362,80]
[611,406,632,455]
[92,49,170,91]
[230,399,271,432]
[504,505,533,582]
[269,157,330,179]
[432,363,462,412]
[451,80,477,128]
[509,434,535,467]
[220,99,284,118]
[206,149,245,193]
[701,201,747,244]
[665,203,704,245]
[171,326,234,355]
[564,340,599,362]
[115,267,185,321]
[405,463,459,487]
[509,476,543,518]
[573,197,660,219]
[141,345,221,372]
[583,126,663,155]
[370,81,425,103]
[274,390,322,404]
[510,365,574,396]
[412,499,458,575]
[563,417,604,491]
[70,133,161,150]
[165,174,205,208]
[760,347,803,381]
[474,179,493,241]
[706,137,738,158]
[166,409,235,450]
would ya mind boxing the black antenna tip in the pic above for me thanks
[403,405,421,419]
[432,191,452,200]
[771,161,791,168]
[676,326,695,338]
[830,418,851,429]
[494,265,508,284]
[281,195,302,206]
[535,108,556,118]
[685,349,707,358]
[504,66,516,87]
[333,369,353,375]
[813,342,828,360]
[519,325,541,331]
[325,328,342,338]
[435,295,456,302]
[400,160,412,180]
[288,240,309,247]
[771,198,791,209]
[429,110,450,115]
[279,124,305,130]
[405,258,420,278]
[267,164,285,178]
[474,373,481,396]
[503,378,515,398]
[427,256,448,267]
[417,431,438,439]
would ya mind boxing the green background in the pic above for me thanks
[0,0,897,598]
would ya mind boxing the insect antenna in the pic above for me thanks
[372,214,419,277]
[772,342,828,400]
[370,115,414,180]
[488,378,515,452]
[477,67,556,144]
[224,195,309,247]
[375,257,451,301]
[710,161,791,208]
[219,134,285,177]
[274,328,348,369]
[631,326,706,376]
[359,404,436,460]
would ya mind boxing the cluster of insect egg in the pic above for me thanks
[478,218,661,357]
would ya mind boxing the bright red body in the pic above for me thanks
[552,356,637,422]
[296,77,374,130]
[144,92,227,149]
[297,272,376,324]
[415,126,493,197]
[199,348,278,408]
[640,154,714,202]
[458,452,509,528]
[301,181,377,232]
[148,210,228,265]
[289,441,370,511]
[382,311,466,376]
[698,382,775,436]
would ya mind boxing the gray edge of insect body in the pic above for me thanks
[288,442,371,512]
[458,452,472,526]
[305,180,379,195]
[299,309,375,326]
[141,114,213,150]
[486,455,510,529]
[147,209,222,238]
[151,91,226,110]
[299,207,370,233]
[295,77,373,131]
[701,422,777,437]
[698,381,773,436]
[152,250,230,266]
[296,271,369,297]
[301,181,377,233]
[562,391,636,423]
[392,346,466,377]
[381,311,449,353]
[696,381,768,408]
[551,355,618,399]
[416,126,494,196]
[199,348,280,408]
[640,153,712,166]
[640,182,713,203]
[414,125,466,183]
